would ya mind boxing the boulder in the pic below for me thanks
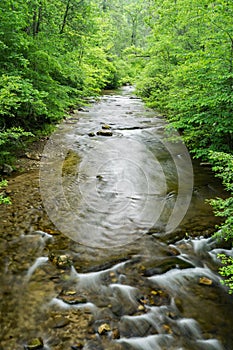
[96,130,113,137]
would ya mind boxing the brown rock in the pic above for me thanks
[96,130,113,137]
[98,323,111,335]
[102,124,111,130]
[25,337,44,350]
[199,276,213,286]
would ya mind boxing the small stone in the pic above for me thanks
[71,341,84,349]
[102,124,111,130]
[138,305,145,311]
[49,253,72,268]
[148,289,170,306]
[88,132,95,137]
[162,324,173,334]
[25,337,44,350]
[98,323,111,335]
[25,152,41,161]
[199,277,213,286]
[166,311,178,320]
[112,328,120,339]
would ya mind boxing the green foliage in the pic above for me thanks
[137,0,233,157]
[0,180,11,205]
[0,0,151,163]
[207,152,233,293]
[218,254,233,294]
[0,127,33,166]
[208,151,233,241]
[136,0,233,293]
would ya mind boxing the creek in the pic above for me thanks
[0,86,233,350]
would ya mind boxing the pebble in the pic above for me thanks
[98,323,111,335]
[24,337,44,350]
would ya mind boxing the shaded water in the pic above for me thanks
[0,87,233,350]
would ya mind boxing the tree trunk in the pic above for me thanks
[60,0,71,34]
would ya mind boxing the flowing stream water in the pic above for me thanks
[0,86,233,350]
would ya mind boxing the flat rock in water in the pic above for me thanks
[58,290,87,305]
[96,130,113,136]
[199,276,213,286]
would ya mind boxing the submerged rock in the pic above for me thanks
[71,341,84,349]
[49,252,72,268]
[24,337,44,350]
[58,290,87,305]
[62,149,80,176]
[48,315,70,329]
[88,132,95,137]
[139,289,171,307]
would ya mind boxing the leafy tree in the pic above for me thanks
[136,0,233,293]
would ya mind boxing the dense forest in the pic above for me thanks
[0,0,232,292]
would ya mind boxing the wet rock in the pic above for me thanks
[101,124,111,130]
[78,107,89,112]
[88,132,95,137]
[24,337,44,350]
[142,256,194,276]
[96,130,113,137]
[98,323,111,335]
[199,276,213,286]
[2,163,14,175]
[58,290,87,305]
[49,252,72,268]
[139,289,171,307]
[174,297,184,313]
[137,304,146,312]
[71,341,84,349]
[167,245,180,256]
[200,162,211,167]
[112,328,120,339]
[49,315,70,329]
[166,311,178,320]
[162,324,173,334]
[25,152,41,161]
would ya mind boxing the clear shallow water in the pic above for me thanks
[0,86,232,350]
